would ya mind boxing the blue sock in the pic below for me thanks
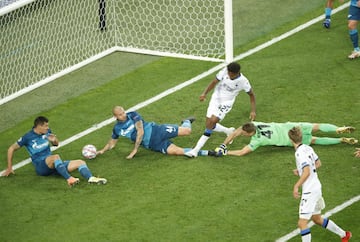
[181,120,191,128]
[78,164,92,180]
[54,159,71,179]
[204,128,213,136]
[198,150,208,156]
[349,29,359,49]
[322,218,329,228]
[325,7,332,19]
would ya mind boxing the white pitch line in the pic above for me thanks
[275,194,360,242]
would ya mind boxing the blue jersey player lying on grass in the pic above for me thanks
[3,116,107,187]
[98,106,213,159]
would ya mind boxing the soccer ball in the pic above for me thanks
[82,144,97,159]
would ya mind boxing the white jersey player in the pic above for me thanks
[288,126,352,242]
[185,62,256,158]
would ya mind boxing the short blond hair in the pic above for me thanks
[288,126,302,143]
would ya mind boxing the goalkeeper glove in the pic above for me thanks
[215,144,227,156]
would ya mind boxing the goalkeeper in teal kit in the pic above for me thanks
[212,121,357,157]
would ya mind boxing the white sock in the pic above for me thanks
[192,135,209,153]
[213,123,231,134]
[300,228,311,242]
[325,219,346,238]
[301,233,311,242]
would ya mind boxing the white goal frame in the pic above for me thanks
[0,0,233,106]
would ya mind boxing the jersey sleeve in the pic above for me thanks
[111,126,119,139]
[16,135,26,147]
[248,138,260,151]
[215,67,227,81]
[129,111,142,123]
[241,76,252,93]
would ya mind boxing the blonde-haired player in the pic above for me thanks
[288,126,351,242]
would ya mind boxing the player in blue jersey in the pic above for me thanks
[3,116,107,187]
[348,0,360,59]
[97,106,212,158]
[323,0,344,28]
[288,126,352,242]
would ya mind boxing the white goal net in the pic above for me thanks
[0,0,232,105]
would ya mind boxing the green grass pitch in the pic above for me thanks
[0,1,359,241]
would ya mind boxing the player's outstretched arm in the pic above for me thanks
[97,139,118,155]
[3,143,20,176]
[247,89,256,121]
[199,79,218,102]
[223,127,242,145]
[127,120,144,159]
[227,145,252,157]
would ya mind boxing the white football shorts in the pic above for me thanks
[206,98,234,120]
[299,190,325,220]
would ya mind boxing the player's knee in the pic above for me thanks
[311,215,323,226]
[71,159,86,168]
[53,154,61,160]
[179,127,191,136]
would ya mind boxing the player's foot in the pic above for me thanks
[341,137,358,145]
[323,18,331,28]
[348,50,360,59]
[208,150,218,157]
[88,176,107,185]
[226,127,235,144]
[336,126,355,134]
[184,149,198,158]
[342,231,352,242]
[181,116,196,124]
[67,177,80,187]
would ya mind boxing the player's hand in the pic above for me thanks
[2,168,15,177]
[292,169,299,176]
[97,150,105,155]
[293,186,300,199]
[249,111,256,121]
[126,149,137,159]
[47,133,57,142]
[354,148,360,157]
[199,94,206,102]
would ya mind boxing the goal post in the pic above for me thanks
[0,0,234,105]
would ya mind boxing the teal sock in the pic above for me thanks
[78,164,92,179]
[314,137,340,145]
[319,123,337,132]
[198,150,208,156]
[54,159,71,179]
[349,29,359,49]
[325,7,331,19]
[181,120,191,128]
[184,148,191,153]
